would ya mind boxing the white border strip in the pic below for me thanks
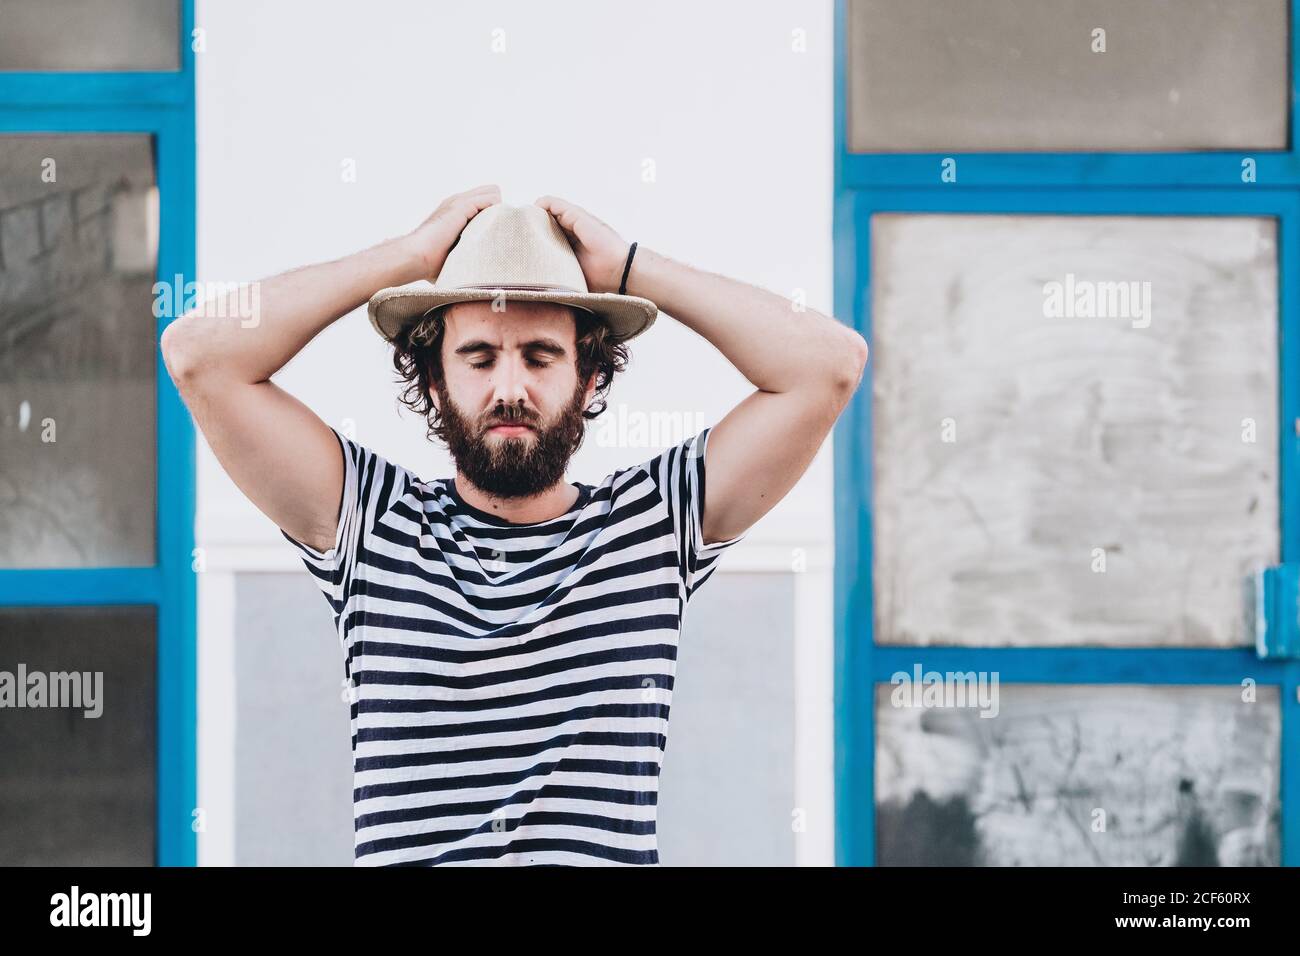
[196,569,237,866]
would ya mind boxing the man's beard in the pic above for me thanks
[436,377,588,499]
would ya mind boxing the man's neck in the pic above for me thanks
[452,473,579,524]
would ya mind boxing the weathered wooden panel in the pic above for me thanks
[875,683,1280,866]
[872,214,1278,647]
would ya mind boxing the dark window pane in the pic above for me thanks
[0,0,180,72]
[0,606,156,865]
[847,0,1289,152]
[0,134,158,568]
[876,683,1280,865]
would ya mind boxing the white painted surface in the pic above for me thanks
[193,0,837,865]
[195,570,236,867]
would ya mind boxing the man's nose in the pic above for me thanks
[489,353,530,407]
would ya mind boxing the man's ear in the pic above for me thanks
[425,367,441,413]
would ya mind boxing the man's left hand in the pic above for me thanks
[534,195,631,295]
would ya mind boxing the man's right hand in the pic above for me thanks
[161,189,500,555]
[404,184,502,279]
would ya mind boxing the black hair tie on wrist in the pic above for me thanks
[618,241,637,296]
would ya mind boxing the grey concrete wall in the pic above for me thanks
[234,572,353,866]
[659,573,796,866]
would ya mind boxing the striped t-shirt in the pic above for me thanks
[280,425,745,866]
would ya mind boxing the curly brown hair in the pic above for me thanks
[390,302,630,444]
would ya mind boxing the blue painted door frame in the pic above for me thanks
[0,1,197,865]
[833,0,1300,866]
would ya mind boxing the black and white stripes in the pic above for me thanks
[281,426,745,865]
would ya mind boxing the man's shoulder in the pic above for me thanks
[617,430,711,491]
[334,431,439,523]
[328,428,427,486]
[599,453,662,499]
[592,431,709,512]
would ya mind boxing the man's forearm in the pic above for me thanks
[624,246,864,394]
[163,235,425,386]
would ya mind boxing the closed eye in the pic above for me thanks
[469,357,550,369]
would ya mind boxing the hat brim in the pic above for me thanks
[368,281,658,344]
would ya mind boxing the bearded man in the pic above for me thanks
[161,184,868,866]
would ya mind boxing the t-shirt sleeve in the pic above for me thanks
[279,426,412,628]
[640,425,747,599]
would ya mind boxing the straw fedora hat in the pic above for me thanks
[368,203,658,344]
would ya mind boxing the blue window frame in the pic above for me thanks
[833,0,1300,866]
[0,0,196,865]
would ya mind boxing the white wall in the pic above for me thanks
[194,0,837,865]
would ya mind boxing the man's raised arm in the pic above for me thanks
[160,184,501,552]
[535,195,869,545]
